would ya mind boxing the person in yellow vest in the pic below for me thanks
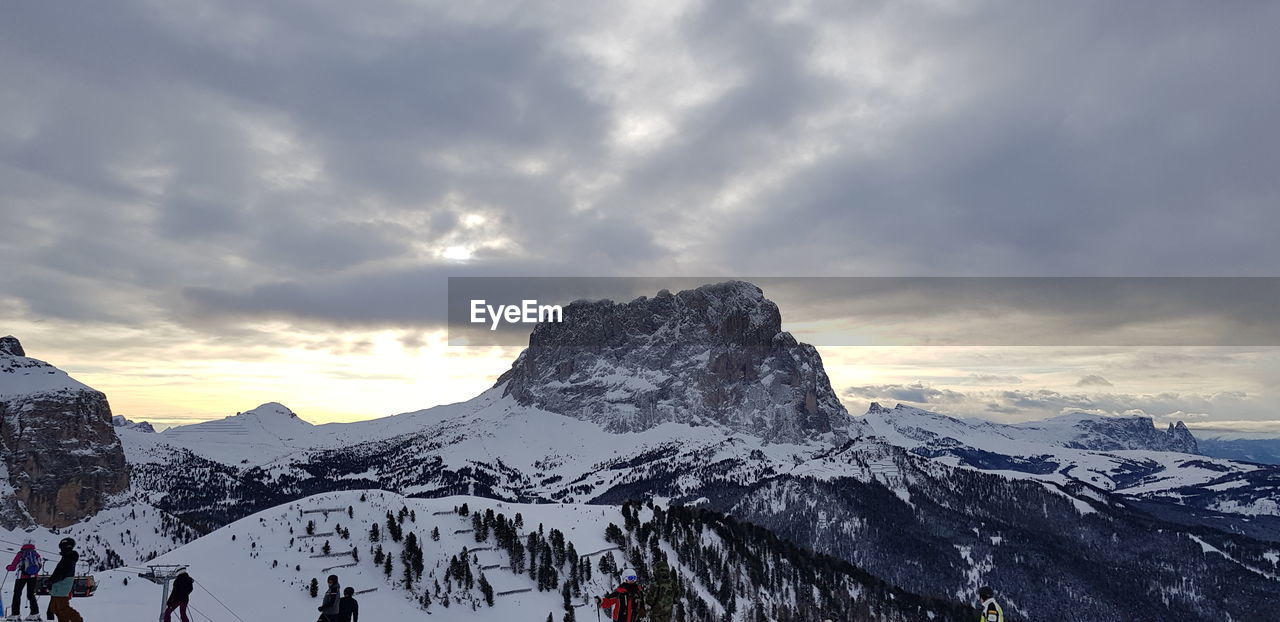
[977,586,1004,622]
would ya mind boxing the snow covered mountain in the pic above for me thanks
[853,402,1280,533]
[0,336,129,528]
[11,281,1280,620]
[112,415,156,434]
[861,403,1241,493]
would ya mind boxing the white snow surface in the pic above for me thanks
[859,404,1256,495]
[123,389,819,501]
[0,351,93,398]
[74,491,644,622]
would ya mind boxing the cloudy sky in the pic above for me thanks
[2,1,1278,431]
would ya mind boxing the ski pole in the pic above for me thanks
[1,569,9,617]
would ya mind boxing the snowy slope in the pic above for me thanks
[147,402,324,465]
[73,490,968,622]
[0,498,198,573]
[0,345,92,398]
[125,389,821,505]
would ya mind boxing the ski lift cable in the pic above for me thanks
[194,578,246,622]
[188,602,220,622]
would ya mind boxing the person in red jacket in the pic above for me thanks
[5,542,42,618]
[598,568,645,622]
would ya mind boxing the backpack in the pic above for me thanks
[984,602,1001,622]
[20,549,40,575]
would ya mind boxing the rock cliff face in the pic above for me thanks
[494,281,857,443]
[1063,414,1199,453]
[0,336,129,528]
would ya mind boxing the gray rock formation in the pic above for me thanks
[494,281,859,443]
[0,336,129,528]
[1065,414,1200,453]
[113,415,157,433]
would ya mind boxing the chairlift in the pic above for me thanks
[34,575,98,598]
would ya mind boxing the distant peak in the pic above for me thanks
[0,335,24,357]
[868,402,889,414]
[244,402,299,419]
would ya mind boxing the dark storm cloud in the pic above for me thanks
[709,2,1280,276]
[3,0,1279,343]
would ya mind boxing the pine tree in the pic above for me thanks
[599,552,618,576]
[383,556,393,577]
[370,523,380,542]
[648,558,676,622]
[605,523,625,547]
[309,577,319,598]
[479,573,494,606]
[431,526,440,541]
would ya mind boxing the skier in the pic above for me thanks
[337,586,359,622]
[46,539,81,622]
[597,568,645,622]
[316,575,341,622]
[5,542,42,619]
[977,586,1004,622]
[162,571,194,622]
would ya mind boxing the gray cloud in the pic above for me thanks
[3,1,1280,357]
[843,382,969,405]
[1076,375,1114,387]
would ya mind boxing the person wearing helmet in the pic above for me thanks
[598,568,645,622]
[47,538,82,622]
[5,541,42,618]
[977,586,1003,622]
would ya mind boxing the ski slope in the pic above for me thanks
[73,491,629,622]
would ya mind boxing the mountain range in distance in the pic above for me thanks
[5,281,1280,621]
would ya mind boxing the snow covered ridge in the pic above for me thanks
[76,491,972,622]
[860,402,1255,496]
[0,335,92,397]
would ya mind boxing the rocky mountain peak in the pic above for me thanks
[113,415,157,433]
[495,281,858,443]
[0,337,129,528]
[0,336,24,357]
[1056,412,1200,454]
[1165,420,1199,454]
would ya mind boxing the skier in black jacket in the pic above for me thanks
[163,572,195,622]
[47,538,81,622]
[338,587,359,622]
